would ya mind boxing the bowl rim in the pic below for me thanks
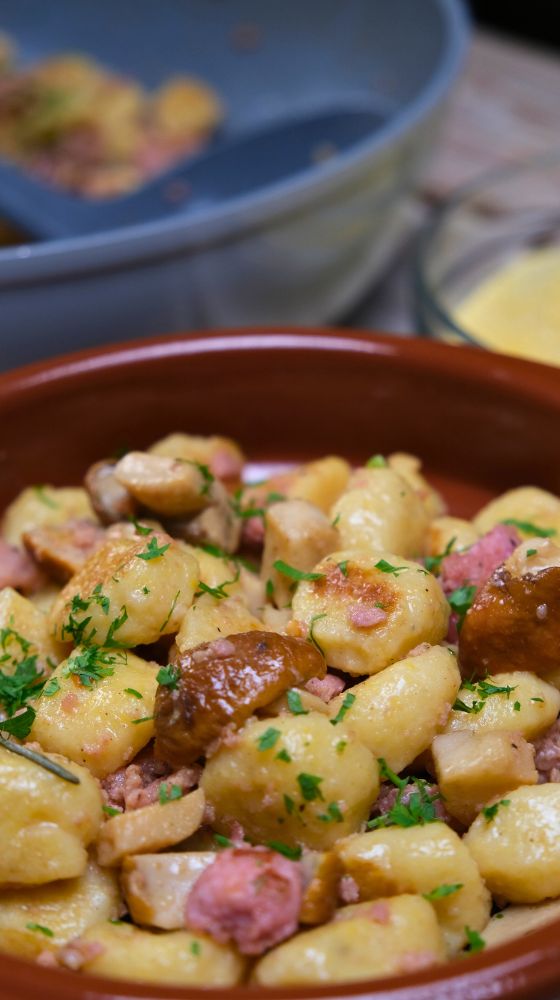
[413,146,560,346]
[0,0,469,286]
[1,326,560,1000]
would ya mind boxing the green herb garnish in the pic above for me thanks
[286,689,308,716]
[424,537,457,574]
[374,559,408,576]
[297,772,324,802]
[464,927,486,954]
[266,840,302,860]
[330,692,355,726]
[137,536,170,561]
[317,802,343,823]
[273,560,325,582]
[159,783,182,804]
[366,454,387,468]
[307,612,327,657]
[256,727,281,751]
[156,664,179,689]
[26,923,54,937]
[482,799,510,823]
[502,518,556,538]
[124,688,143,699]
[423,883,463,901]
[448,584,477,630]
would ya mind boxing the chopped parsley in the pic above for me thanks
[25,923,54,938]
[0,705,36,739]
[331,513,341,529]
[336,739,347,755]
[463,927,485,954]
[190,940,202,956]
[0,629,44,716]
[136,536,170,561]
[330,692,355,726]
[286,689,308,716]
[531,697,544,703]
[453,677,517,714]
[307,613,327,657]
[526,548,538,557]
[317,802,344,823]
[297,772,324,802]
[102,804,121,817]
[105,606,128,647]
[423,883,463,901]
[367,760,441,830]
[366,454,387,468]
[256,727,281,751]
[482,799,510,823]
[336,560,349,577]
[159,783,182,804]
[276,748,292,763]
[283,794,295,814]
[273,560,325,582]
[265,578,274,600]
[159,590,181,632]
[195,569,240,600]
[230,487,265,520]
[42,677,60,697]
[501,518,556,538]
[124,688,143,699]
[513,700,521,712]
[32,485,58,509]
[63,646,126,688]
[142,586,150,595]
[200,543,256,572]
[157,664,179,689]
[374,559,408,576]
[128,517,153,536]
[266,840,302,860]
[186,461,214,497]
[131,715,154,725]
[424,537,456,574]
[448,584,477,630]
[214,833,233,848]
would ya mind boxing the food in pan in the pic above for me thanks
[1,434,560,987]
[0,35,223,197]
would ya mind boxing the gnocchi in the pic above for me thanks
[1,431,560,991]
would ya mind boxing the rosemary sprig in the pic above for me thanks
[0,733,80,784]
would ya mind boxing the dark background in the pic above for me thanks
[471,3,560,50]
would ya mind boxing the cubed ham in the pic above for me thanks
[184,846,303,955]
[534,719,560,784]
[101,746,200,812]
[0,538,45,594]
[440,524,521,596]
[305,673,345,703]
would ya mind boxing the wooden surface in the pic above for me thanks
[350,30,560,333]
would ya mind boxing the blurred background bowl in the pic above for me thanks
[0,0,468,369]
[415,149,560,363]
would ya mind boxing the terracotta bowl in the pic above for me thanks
[1,328,560,1000]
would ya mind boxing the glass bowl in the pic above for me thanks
[414,149,560,365]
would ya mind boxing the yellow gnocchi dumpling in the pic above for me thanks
[0,746,101,887]
[30,648,159,778]
[291,550,449,675]
[253,894,446,985]
[1,486,97,547]
[330,467,429,557]
[49,531,198,647]
[329,645,460,771]
[202,713,379,851]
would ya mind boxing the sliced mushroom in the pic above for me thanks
[22,518,105,583]
[114,451,219,519]
[84,460,136,525]
[154,631,326,766]
[459,539,560,676]
[165,482,241,554]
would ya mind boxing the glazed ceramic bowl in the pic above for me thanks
[1,329,560,1000]
[0,0,468,368]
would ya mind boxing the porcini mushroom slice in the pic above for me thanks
[154,631,326,766]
